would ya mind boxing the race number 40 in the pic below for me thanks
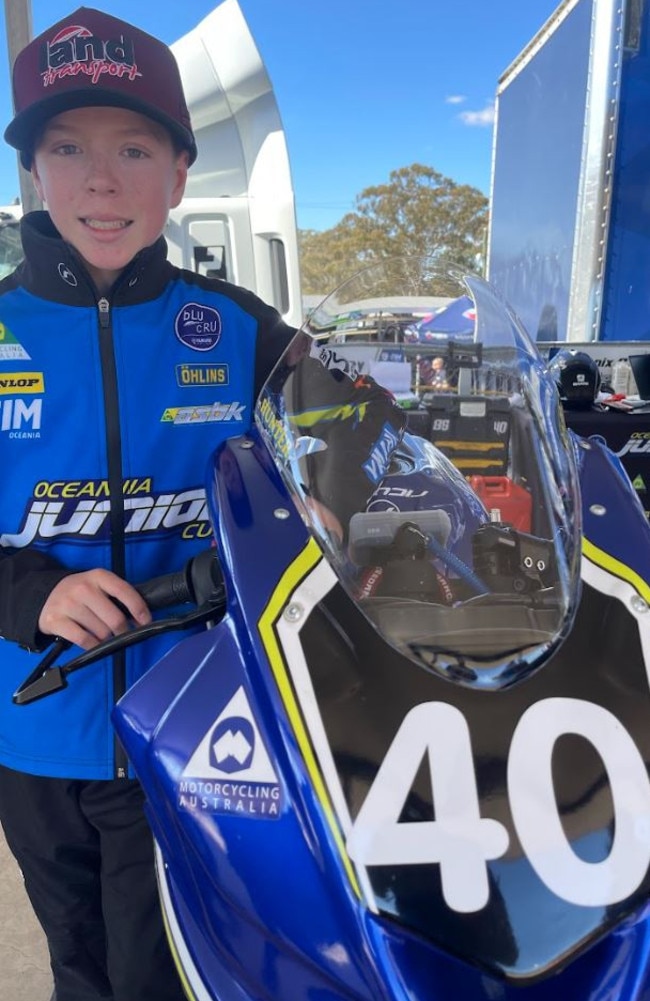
[346,698,650,913]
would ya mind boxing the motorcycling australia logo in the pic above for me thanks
[179,686,282,819]
[0,324,31,361]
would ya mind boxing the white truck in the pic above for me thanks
[169,0,302,327]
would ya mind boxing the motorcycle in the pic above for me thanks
[17,258,650,1000]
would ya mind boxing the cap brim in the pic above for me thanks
[5,89,198,168]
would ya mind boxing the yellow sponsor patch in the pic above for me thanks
[0,372,44,394]
[175,363,229,387]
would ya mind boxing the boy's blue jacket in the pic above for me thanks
[0,212,295,779]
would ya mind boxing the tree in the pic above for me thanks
[299,163,488,295]
[298,217,371,298]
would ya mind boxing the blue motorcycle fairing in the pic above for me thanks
[115,433,406,1000]
[114,427,650,999]
[575,431,650,585]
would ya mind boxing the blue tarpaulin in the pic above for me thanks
[406,295,476,342]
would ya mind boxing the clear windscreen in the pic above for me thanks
[256,258,581,690]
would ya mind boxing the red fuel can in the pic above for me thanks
[468,475,532,533]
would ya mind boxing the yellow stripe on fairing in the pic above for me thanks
[582,536,650,604]
[157,859,198,1001]
[258,537,362,898]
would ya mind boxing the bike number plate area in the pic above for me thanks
[284,575,650,982]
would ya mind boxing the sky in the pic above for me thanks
[0,0,562,231]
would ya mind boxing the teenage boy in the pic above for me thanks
[0,7,295,1000]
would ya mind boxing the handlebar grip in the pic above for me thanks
[136,569,193,610]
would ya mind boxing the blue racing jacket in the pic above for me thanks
[0,212,295,779]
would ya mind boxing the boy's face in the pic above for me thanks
[31,105,189,292]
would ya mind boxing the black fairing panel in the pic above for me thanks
[298,579,650,981]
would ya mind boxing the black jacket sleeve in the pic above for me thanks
[218,281,297,399]
[254,309,297,399]
[0,547,72,651]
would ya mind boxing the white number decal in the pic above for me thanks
[345,703,509,912]
[346,697,650,912]
[509,697,650,905]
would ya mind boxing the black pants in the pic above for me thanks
[0,766,187,1001]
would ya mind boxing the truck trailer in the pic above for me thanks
[487,0,650,351]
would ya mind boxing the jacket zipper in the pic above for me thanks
[97,296,129,779]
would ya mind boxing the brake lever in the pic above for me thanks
[13,586,226,706]
[12,637,72,705]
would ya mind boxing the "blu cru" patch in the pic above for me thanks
[175,303,222,351]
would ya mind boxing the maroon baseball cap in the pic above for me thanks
[4,6,197,168]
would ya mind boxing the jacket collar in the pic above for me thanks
[17,210,174,305]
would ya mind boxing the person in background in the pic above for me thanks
[0,8,296,1000]
[418,353,449,389]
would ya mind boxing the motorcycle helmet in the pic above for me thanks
[548,348,601,409]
